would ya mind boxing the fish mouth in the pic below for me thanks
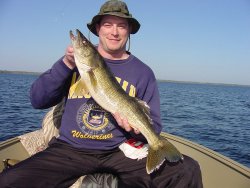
[70,29,89,46]
[70,29,83,42]
[70,29,83,47]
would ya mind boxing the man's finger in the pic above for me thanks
[122,118,132,132]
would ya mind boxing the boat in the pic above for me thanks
[0,130,249,188]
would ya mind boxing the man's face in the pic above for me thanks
[96,15,130,54]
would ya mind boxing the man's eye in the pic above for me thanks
[118,24,128,29]
[103,23,112,27]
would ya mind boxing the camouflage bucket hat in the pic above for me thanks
[87,0,140,36]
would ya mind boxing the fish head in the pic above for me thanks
[70,29,99,72]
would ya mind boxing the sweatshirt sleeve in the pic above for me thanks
[30,57,73,109]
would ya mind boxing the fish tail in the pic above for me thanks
[146,137,184,174]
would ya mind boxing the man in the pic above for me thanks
[0,0,203,187]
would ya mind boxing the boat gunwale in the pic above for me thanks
[160,132,250,178]
[0,137,21,149]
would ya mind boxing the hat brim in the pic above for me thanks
[87,13,140,36]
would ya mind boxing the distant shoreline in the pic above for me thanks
[157,79,250,87]
[0,70,41,76]
[1,70,249,87]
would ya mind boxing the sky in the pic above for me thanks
[0,0,250,85]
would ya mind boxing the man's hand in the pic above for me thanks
[63,45,76,69]
[113,112,140,134]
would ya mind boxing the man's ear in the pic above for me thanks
[95,24,100,36]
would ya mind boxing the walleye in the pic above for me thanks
[70,29,183,174]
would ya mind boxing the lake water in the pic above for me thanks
[0,73,249,168]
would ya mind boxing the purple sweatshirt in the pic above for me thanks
[30,54,162,150]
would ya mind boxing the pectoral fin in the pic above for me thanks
[136,99,153,125]
[72,78,89,97]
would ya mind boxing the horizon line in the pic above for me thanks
[1,69,249,87]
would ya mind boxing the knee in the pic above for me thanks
[182,155,203,181]
[181,155,203,187]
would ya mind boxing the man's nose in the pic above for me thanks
[111,25,118,36]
